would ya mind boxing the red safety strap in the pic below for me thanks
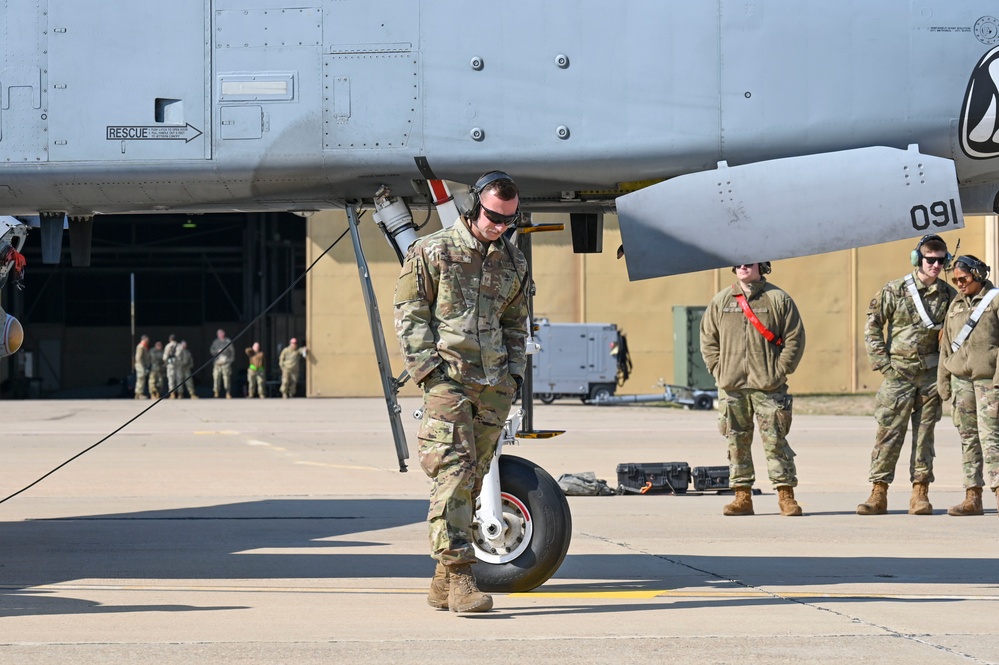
[427,179,454,206]
[734,291,783,347]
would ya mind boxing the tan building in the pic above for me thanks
[307,211,997,398]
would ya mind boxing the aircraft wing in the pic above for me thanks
[617,145,964,280]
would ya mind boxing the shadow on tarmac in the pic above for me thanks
[2,498,996,619]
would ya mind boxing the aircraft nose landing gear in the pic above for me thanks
[470,410,572,593]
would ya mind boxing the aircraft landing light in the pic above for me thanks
[516,430,565,439]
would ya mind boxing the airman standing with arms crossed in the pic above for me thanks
[858,235,956,515]
[700,261,806,516]
[938,255,999,517]
[395,171,527,613]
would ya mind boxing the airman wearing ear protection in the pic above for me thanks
[938,255,999,517]
[859,235,956,516]
[394,171,528,613]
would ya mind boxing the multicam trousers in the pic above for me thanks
[719,388,797,488]
[212,363,232,395]
[417,373,517,565]
[951,377,999,490]
[247,368,265,397]
[868,369,940,485]
[280,368,299,398]
[134,363,148,397]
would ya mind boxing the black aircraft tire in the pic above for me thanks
[539,393,557,404]
[473,456,572,593]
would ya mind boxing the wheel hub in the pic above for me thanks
[472,492,533,564]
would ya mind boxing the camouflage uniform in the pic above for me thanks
[395,218,527,564]
[210,334,235,396]
[939,280,999,491]
[864,270,955,484]
[175,344,196,397]
[245,346,266,398]
[163,338,179,394]
[148,345,165,398]
[279,345,304,398]
[700,279,806,488]
[134,340,150,398]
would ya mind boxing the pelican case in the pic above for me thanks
[616,462,690,494]
[692,465,730,491]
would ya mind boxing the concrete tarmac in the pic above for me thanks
[1,398,997,664]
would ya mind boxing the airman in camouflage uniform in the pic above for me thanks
[245,342,266,398]
[279,337,306,398]
[134,335,150,399]
[163,334,179,398]
[395,172,527,613]
[148,340,165,399]
[858,235,955,516]
[700,262,806,517]
[175,340,198,398]
[209,328,235,398]
[938,255,999,517]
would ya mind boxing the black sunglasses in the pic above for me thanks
[480,205,521,227]
[923,256,947,265]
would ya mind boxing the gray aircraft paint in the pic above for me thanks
[0,1,998,276]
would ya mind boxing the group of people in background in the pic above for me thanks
[133,334,196,400]
[133,330,306,400]
[699,234,999,519]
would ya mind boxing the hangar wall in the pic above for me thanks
[306,212,997,398]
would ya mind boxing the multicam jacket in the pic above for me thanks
[700,279,806,392]
[394,218,528,387]
[210,336,234,366]
[279,346,303,371]
[865,270,955,377]
[134,342,149,369]
[701,279,805,392]
[938,280,999,396]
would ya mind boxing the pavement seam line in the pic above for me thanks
[577,531,995,665]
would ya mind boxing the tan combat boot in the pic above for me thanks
[777,486,802,516]
[427,562,449,610]
[947,487,984,516]
[995,488,999,517]
[447,564,492,613]
[909,482,932,515]
[723,487,754,516]
[856,482,888,515]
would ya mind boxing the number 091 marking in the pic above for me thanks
[911,199,960,230]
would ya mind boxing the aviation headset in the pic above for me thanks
[910,234,952,268]
[465,171,519,221]
[952,255,990,282]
